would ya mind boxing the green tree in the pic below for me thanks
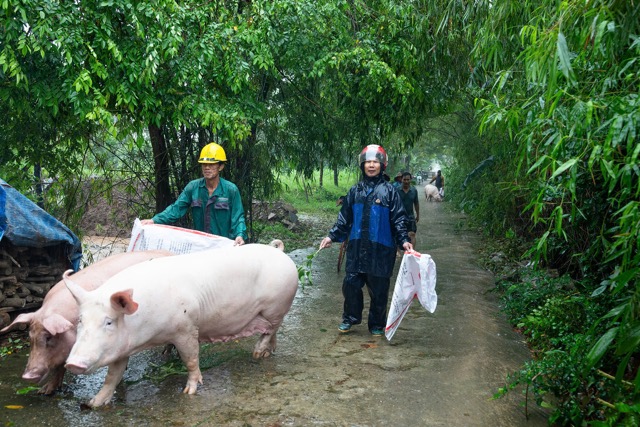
[464,0,640,421]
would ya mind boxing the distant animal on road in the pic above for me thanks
[424,184,443,202]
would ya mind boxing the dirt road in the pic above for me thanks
[0,197,548,426]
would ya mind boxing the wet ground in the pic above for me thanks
[0,199,549,426]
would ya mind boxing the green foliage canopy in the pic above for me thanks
[470,0,640,404]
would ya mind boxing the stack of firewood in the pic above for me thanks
[0,241,68,317]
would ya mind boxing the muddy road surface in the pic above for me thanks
[0,198,548,426]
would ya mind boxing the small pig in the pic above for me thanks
[424,184,443,202]
[63,241,299,407]
[0,250,172,395]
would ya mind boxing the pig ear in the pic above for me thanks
[62,269,88,304]
[110,290,139,315]
[0,312,34,333]
[42,313,74,336]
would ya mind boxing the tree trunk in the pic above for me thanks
[333,164,339,186]
[234,126,255,242]
[148,123,172,213]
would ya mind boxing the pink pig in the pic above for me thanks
[0,250,172,394]
[424,184,443,202]
[63,241,299,407]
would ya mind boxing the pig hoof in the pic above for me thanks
[182,383,199,395]
[252,349,273,358]
[38,385,58,396]
[182,375,203,395]
[87,395,112,408]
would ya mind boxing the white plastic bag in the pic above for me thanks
[127,218,235,254]
[385,250,437,341]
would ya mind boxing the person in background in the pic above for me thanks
[141,142,247,245]
[399,172,419,248]
[319,144,413,336]
[393,172,403,188]
[429,170,445,198]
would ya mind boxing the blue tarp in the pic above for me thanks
[0,179,82,271]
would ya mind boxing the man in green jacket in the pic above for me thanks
[141,143,247,245]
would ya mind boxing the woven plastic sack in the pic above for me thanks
[385,250,437,341]
[127,218,234,255]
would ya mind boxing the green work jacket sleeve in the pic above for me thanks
[151,180,197,225]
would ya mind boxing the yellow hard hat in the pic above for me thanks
[198,143,227,163]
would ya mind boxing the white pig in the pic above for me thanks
[63,241,299,407]
[0,250,172,394]
[424,184,443,202]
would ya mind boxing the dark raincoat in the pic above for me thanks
[328,174,410,278]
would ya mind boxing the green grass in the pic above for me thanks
[275,170,358,214]
[251,170,359,251]
[140,343,251,383]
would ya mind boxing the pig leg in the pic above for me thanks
[38,367,66,395]
[253,332,277,358]
[173,333,203,394]
[88,357,129,407]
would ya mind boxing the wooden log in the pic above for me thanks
[25,275,57,282]
[29,266,59,276]
[2,298,25,308]
[0,311,11,328]
[0,276,17,285]
[16,286,31,298]
[23,282,49,297]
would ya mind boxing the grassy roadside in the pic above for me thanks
[251,170,359,252]
[460,211,638,424]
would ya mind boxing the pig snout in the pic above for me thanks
[64,359,90,375]
[22,368,46,383]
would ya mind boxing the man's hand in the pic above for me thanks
[319,237,332,249]
[140,219,155,225]
[234,236,245,246]
[402,242,413,252]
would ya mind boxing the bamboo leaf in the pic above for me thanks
[550,158,577,180]
[527,154,549,175]
[616,323,640,355]
[591,284,607,297]
[554,206,564,237]
[585,327,618,369]
[556,32,574,83]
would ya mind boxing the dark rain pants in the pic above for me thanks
[342,272,391,331]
